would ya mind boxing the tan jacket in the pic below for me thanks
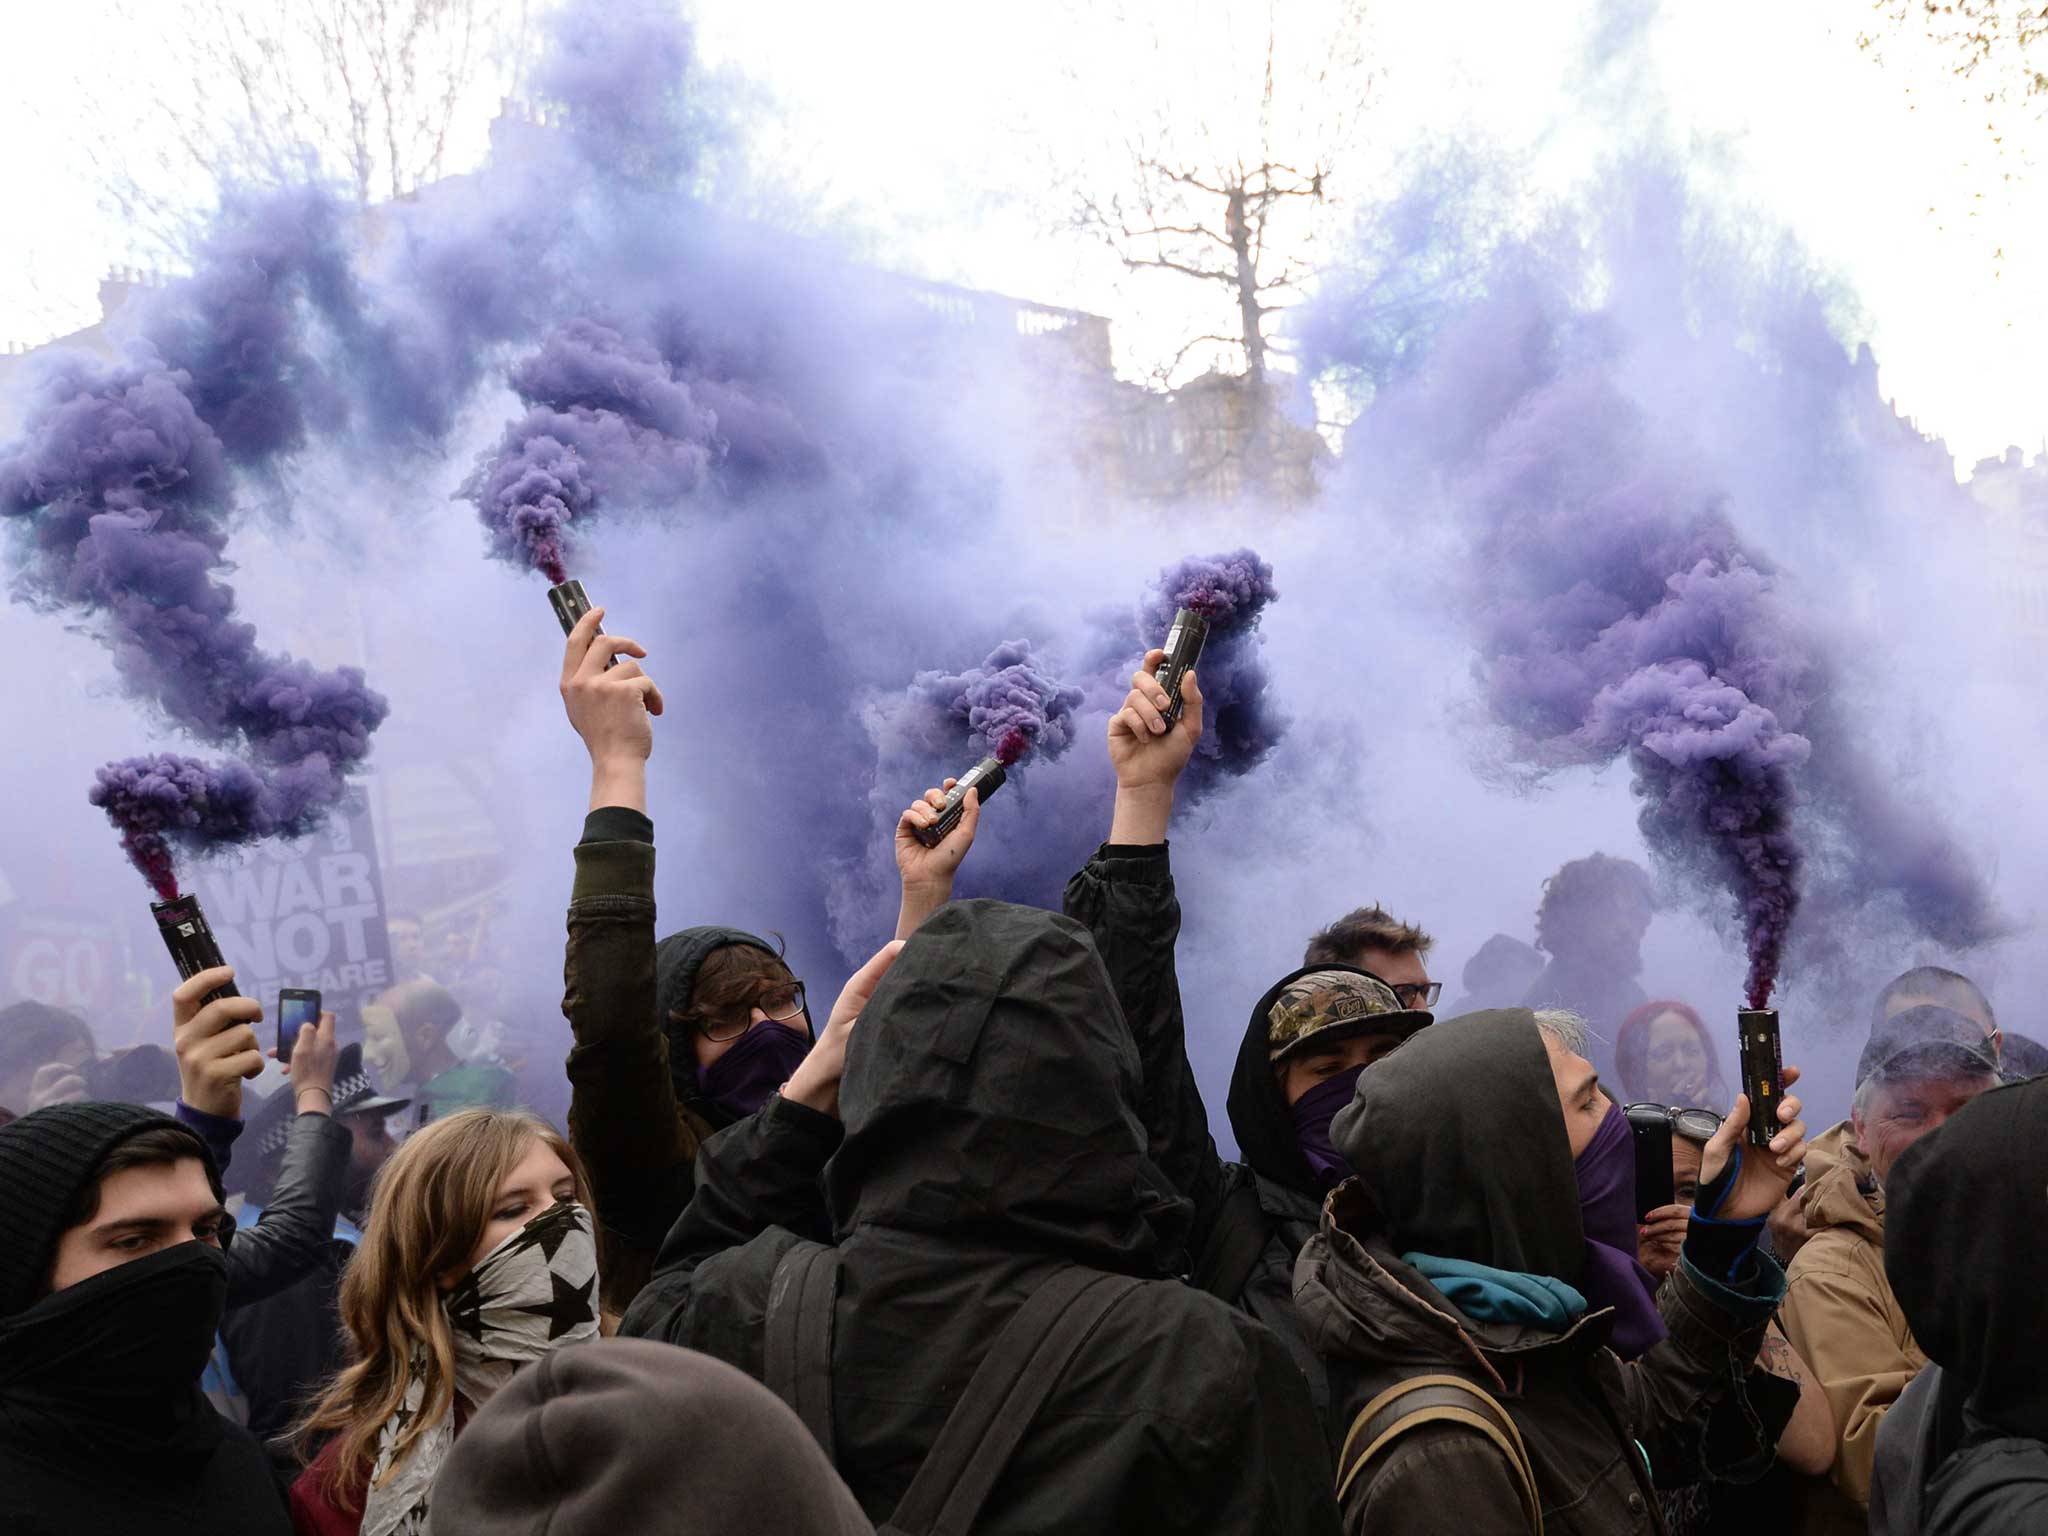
[1778,1135,1927,1536]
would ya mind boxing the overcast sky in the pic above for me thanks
[3,0,2042,470]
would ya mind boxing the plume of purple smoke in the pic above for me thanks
[1308,163,2000,1004]
[0,192,390,893]
[1115,549,1286,806]
[464,316,822,582]
[896,640,1085,771]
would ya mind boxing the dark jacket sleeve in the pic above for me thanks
[1617,1241,1789,1487]
[175,1099,245,1176]
[562,810,709,1312]
[223,1111,350,1308]
[617,1092,842,1363]
[1062,842,1226,1256]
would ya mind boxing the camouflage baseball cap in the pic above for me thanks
[1266,968,1433,1063]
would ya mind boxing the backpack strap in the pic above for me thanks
[1336,1372,1543,1535]
[879,1269,1142,1536]
[764,1239,840,1462]
[1190,1178,1271,1301]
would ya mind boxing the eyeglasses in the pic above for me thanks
[698,982,808,1043]
[1623,1102,1724,1142]
[1391,981,1443,1010]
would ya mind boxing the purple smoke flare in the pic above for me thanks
[0,196,390,891]
[1313,167,2001,1003]
[464,316,821,581]
[1132,550,1286,804]
[899,640,1085,771]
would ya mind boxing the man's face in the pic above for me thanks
[1584,901,1653,972]
[387,919,426,981]
[1348,947,1435,1011]
[361,1006,412,1089]
[1671,1136,1705,1206]
[1541,1028,1613,1158]
[1279,1031,1408,1107]
[46,1158,228,1293]
[1853,1069,2000,1182]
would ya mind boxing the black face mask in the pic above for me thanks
[0,1241,230,1466]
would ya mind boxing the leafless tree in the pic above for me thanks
[86,0,530,260]
[1057,1,1373,496]
[1068,2,1372,392]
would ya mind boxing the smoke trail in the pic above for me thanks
[0,192,390,895]
[463,316,823,582]
[1310,167,2001,1004]
[889,639,1085,772]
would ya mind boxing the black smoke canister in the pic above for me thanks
[1154,606,1210,727]
[1736,1008,1784,1150]
[151,894,240,1006]
[548,578,616,668]
[914,757,1007,848]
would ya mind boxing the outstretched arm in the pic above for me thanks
[556,605,700,1313]
[1064,654,1226,1255]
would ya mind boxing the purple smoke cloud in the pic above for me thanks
[896,640,1086,771]
[1311,168,2000,1004]
[1125,549,1286,805]
[464,316,821,582]
[0,194,390,893]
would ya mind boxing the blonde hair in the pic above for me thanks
[294,1109,586,1508]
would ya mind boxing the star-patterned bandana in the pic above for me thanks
[360,1199,600,1536]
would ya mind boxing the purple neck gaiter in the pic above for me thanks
[1290,1065,1365,1189]
[700,1019,813,1119]
[1574,1100,1669,1359]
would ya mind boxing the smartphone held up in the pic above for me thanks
[277,988,321,1066]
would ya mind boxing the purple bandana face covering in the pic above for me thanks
[699,1016,814,1118]
[1574,1100,1668,1358]
[1290,1064,1366,1188]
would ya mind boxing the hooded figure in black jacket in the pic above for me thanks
[1060,655,1430,1435]
[1869,1076,2048,1535]
[1296,1008,1804,1535]
[621,900,1340,1536]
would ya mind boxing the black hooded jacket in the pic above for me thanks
[1298,1009,1789,1536]
[1062,843,1341,1428]
[1868,1077,2048,1534]
[562,804,785,1310]
[621,900,1340,1535]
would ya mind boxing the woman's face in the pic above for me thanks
[1645,1011,1712,1105]
[463,1138,577,1274]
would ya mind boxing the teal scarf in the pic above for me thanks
[1404,1251,1588,1331]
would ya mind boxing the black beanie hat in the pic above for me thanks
[0,1101,214,1316]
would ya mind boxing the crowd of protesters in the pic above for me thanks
[0,608,2042,1535]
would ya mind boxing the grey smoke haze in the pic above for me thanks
[1,0,2040,1143]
